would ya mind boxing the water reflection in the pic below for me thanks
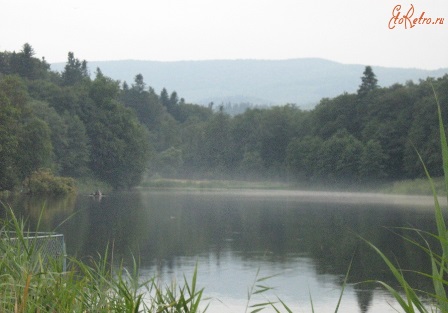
[1,194,77,230]
[2,190,439,313]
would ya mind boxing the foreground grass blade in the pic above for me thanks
[363,238,428,313]
[434,84,448,205]
[432,86,448,313]
[334,255,353,313]
[363,90,448,313]
[309,291,315,313]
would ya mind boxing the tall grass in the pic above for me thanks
[358,88,448,313]
[0,204,207,313]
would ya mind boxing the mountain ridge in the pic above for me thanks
[51,58,448,109]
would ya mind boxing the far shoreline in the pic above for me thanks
[138,178,445,209]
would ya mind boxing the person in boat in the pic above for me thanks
[93,190,102,197]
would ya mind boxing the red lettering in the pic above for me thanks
[418,12,426,24]
[389,4,444,29]
[388,5,402,29]
[404,4,415,29]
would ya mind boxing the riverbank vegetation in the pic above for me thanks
[23,168,76,196]
[141,177,446,196]
[1,43,447,194]
[0,207,206,312]
[379,176,446,196]
[1,44,448,311]
[141,177,291,190]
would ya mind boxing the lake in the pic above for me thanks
[3,189,442,313]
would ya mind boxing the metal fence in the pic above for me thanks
[4,232,66,272]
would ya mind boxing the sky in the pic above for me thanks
[1,0,447,70]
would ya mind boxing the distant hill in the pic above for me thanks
[51,58,448,109]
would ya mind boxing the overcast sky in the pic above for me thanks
[1,0,447,69]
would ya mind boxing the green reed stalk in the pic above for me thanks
[362,88,448,313]
[0,204,207,312]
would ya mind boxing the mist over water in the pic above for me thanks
[167,189,442,207]
[4,189,440,313]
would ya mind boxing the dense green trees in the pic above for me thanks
[0,43,51,81]
[1,43,447,190]
[286,136,323,180]
[0,92,21,190]
[0,75,54,190]
[61,52,89,86]
[0,46,150,191]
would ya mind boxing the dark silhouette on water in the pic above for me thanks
[89,190,103,201]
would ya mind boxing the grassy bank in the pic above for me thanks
[379,176,446,196]
[141,178,292,190]
[141,176,446,197]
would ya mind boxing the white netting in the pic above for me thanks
[4,232,66,271]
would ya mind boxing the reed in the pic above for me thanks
[0,204,207,313]
[359,87,448,312]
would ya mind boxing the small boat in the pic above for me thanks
[89,190,103,199]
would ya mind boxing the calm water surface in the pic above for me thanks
[4,189,441,313]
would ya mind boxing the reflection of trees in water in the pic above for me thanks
[62,192,151,265]
[2,194,77,230]
[299,203,436,311]
[7,191,438,312]
[135,194,436,283]
[135,194,437,313]
[354,286,374,313]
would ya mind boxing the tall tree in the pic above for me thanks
[18,43,35,79]
[169,91,178,107]
[121,76,166,130]
[86,74,150,188]
[312,93,360,139]
[258,106,293,170]
[0,92,20,189]
[133,74,145,93]
[317,130,363,182]
[0,75,29,108]
[61,52,89,86]
[357,66,378,97]
[160,88,169,108]
[202,111,234,173]
[0,44,50,80]
[61,113,91,177]
[286,136,323,180]
[359,140,388,181]
[28,100,66,172]
[16,117,53,181]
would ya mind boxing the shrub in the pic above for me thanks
[23,168,76,196]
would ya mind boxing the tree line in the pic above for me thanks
[0,43,447,191]
[0,44,149,190]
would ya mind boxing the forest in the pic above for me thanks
[0,43,447,192]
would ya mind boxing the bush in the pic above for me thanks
[23,168,76,196]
